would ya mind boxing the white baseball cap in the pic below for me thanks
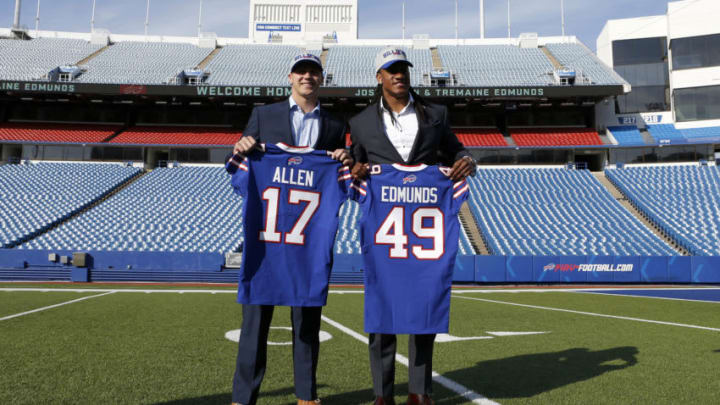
[375,47,413,73]
[290,53,323,72]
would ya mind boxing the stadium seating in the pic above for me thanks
[607,126,646,146]
[204,44,303,86]
[78,41,212,84]
[437,45,556,87]
[455,128,507,147]
[646,124,686,143]
[544,43,626,85]
[325,46,380,87]
[333,200,476,255]
[21,166,244,253]
[0,162,140,248]
[0,38,102,81]
[466,167,676,256]
[605,164,720,256]
[510,127,603,146]
[679,126,720,142]
[110,126,240,146]
[0,122,120,143]
[324,46,433,87]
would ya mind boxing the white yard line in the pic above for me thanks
[320,315,500,405]
[576,290,720,304]
[0,291,115,322]
[0,288,367,294]
[453,295,720,333]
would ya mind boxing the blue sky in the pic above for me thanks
[3,0,669,51]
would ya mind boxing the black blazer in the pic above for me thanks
[349,101,470,165]
[243,99,346,151]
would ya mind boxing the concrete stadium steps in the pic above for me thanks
[593,171,688,255]
[459,201,488,255]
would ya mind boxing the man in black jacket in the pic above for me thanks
[230,53,351,405]
[349,47,475,405]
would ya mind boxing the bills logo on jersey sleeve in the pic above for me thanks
[453,179,469,199]
[226,153,249,174]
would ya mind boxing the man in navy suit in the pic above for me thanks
[230,53,351,405]
[349,48,475,405]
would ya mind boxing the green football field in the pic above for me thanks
[1,284,719,404]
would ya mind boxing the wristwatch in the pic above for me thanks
[462,155,477,176]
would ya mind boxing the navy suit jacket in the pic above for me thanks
[243,99,346,151]
[349,101,470,165]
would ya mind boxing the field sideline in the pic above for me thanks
[1,284,719,404]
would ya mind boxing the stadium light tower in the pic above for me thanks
[35,0,40,35]
[13,0,21,29]
[144,0,151,36]
[455,0,458,41]
[507,0,511,38]
[91,0,96,32]
[479,0,485,39]
[561,0,566,36]
[198,0,203,36]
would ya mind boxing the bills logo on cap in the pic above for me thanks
[288,156,303,165]
[383,49,407,59]
[402,174,417,184]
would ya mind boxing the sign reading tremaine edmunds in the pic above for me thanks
[0,81,623,99]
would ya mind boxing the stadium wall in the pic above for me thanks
[1,250,717,284]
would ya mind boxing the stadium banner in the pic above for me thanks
[691,257,720,283]
[613,256,643,282]
[505,256,534,282]
[474,255,506,282]
[453,255,476,282]
[667,256,692,283]
[0,80,625,99]
[534,256,588,283]
[641,256,671,282]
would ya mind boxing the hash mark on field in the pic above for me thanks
[320,315,500,405]
[0,291,115,322]
[453,295,720,332]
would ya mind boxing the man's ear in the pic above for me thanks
[376,71,382,85]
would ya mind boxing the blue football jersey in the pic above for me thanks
[351,164,469,334]
[227,143,351,306]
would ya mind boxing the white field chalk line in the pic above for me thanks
[453,295,720,333]
[0,291,115,322]
[3,287,719,294]
[320,315,499,405]
[574,291,720,304]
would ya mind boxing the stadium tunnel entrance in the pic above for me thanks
[573,151,605,171]
[0,144,22,162]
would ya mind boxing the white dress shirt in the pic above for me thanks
[289,96,320,147]
[380,94,419,162]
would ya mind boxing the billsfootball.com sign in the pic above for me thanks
[543,263,634,272]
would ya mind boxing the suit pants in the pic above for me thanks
[369,333,436,398]
[232,304,322,405]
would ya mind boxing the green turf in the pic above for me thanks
[1,288,719,404]
[0,290,100,318]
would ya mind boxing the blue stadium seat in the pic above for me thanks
[20,166,244,254]
[465,167,676,256]
[607,126,646,146]
[606,164,720,256]
[0,162,140,248]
